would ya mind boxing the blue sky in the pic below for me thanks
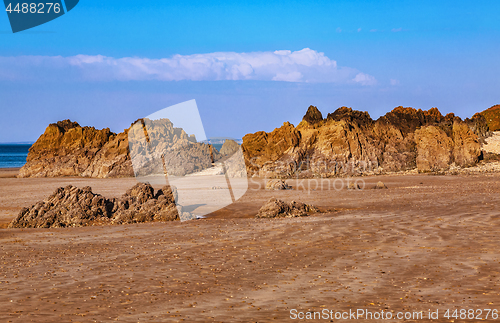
[1,0,499,142]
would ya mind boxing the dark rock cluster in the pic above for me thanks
[9,183,179,228]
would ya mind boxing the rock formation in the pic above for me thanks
[19,105,492,179]
[19,118,220,178]
[219,139,240,156]
[302,105,323,125]
[18,120,133,178]
[9,183,179,228]
[265,179,292,190]
[128,118,222,177]
[256,198,318,218]
[242,106,488,177]
[374,181,388,189]
[480,105,500,131]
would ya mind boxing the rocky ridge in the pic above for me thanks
[19,118,221,178]
[18,105,498,179]
[242,105,491,177]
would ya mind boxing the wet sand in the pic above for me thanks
[1,170,500,322]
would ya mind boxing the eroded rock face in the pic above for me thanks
[18,120,134,178]
[242,122,300,174]
[242,106,487,176]
[481,105,500,132]
[128,118,221,177]
[9,183,179,228]
[219,139,240,156]
[20,105,489,179]
[415,126,453,172]
[256,198,318,218]
[302,105,323,125]
[19,118,219,178]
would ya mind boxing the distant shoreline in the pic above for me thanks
[0,142,34,145]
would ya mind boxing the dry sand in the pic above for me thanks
[1,169,500,322]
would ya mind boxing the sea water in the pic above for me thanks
[0,144,30,168]
[211,143,223,152]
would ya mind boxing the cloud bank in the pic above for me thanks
[0,48,376,85]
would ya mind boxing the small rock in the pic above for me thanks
[265,179,292,190]
[347,182,361,190]
[374,181,388,189]
[256,198,318,218]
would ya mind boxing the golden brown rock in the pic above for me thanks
[480,104,500,131]
[18,120,134,178]
[243,106,485,176]
[256,197,318,218]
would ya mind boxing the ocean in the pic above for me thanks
[0,144,30,168]
[212,143,223,152]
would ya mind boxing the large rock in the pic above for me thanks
[452,120,482,167]
[19,118,219,178]
[219,139,240,156]
[18,120,134,178]
[243,106,487,176]
[20,105,490,179]
[8,183,179,228]
[415,126,453,172]
[242,121,300,174]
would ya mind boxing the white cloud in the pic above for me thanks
[0,48,376,85]
[353,73,377,86]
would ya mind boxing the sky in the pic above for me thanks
[0,0,499,142]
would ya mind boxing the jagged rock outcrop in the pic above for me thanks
[18,120,133,178]
[219,139,240,156]
[301,105,323,125]
[242,121,300,174]
[19,118,220,178]
[256,198,318,218]
[20,105,491,179]
[480,105,500,132]
[128,118,220,177]
[8,183,179,228]
[242,106,487,176]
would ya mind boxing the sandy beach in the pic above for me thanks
[1,169,500,322]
